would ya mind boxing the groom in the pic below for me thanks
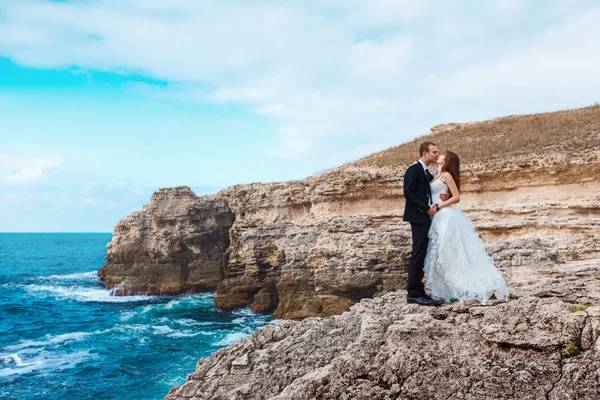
[403,141,446,306]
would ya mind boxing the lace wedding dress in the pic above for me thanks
[424,176,509,303]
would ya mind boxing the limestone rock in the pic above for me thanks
[98,186,235,295]
[166,260,600,400]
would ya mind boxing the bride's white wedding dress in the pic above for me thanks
[424,176,509,303]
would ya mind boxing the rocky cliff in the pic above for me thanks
[98,188,234,295]
[99,105,600,320]
[165,259,600,400]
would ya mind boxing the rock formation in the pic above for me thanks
[99,105,600,321]
[99,187,235,295]
[167,260,600,399]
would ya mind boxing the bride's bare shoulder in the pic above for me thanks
[441,172,455,184]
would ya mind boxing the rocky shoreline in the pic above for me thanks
[166,259,600,399]
[97,106,600,397]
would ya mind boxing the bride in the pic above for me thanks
[424,150,509,303]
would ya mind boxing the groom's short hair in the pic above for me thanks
[419,141,436,157]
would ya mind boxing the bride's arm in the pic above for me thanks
[438,173,460,209]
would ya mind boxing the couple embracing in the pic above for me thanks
[403,141,509,306]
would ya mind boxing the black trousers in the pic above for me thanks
[407,219,431,298]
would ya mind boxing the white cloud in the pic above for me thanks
[0,155,64,184]
[0,0,598,169]
[437,10,600,103]
[0,0,420,162]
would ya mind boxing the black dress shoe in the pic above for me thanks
[423,293,444,304]
[407,296,440,306]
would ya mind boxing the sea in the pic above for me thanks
[0,233,274,400]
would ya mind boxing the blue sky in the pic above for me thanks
[1,0,599,232]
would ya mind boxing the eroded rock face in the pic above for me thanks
[100,108,600,320]
[210,152,600,318]
[166,261,600,400]
[98,187,235,295]
[99,151,600,315]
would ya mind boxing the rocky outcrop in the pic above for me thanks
[99,187,235,295]
[214,176,410,319]
[99,106,600,319]
[166,260,600,400]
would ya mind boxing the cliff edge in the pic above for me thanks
[99,105,600,320]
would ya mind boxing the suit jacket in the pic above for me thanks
[403,163,433,224]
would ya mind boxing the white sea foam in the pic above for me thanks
[112,324,147,332]
[119,311,135,322]
[173,318,213,327]
[164,299,181,310]
[163,293,215,310]
[150,325,211,338]
[166,331,201,338]
[232,307,257,317]
[41,271,98,281]
[14,284,155,303]
[1,353,38,367]
[4,331,96,352]
[232,317,246,324]
[214,332,249,346]
[0,350,92,377]
[151,325,176,335]
[109,280,133,296]
[141,304,155,313]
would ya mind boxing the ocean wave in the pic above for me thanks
[213,332,249,346]
[4,331,97,352]
[167,331,206,338]
[1,353,39,368]
[0,350,92,378]
[163,293,216,310]
[40,271,98,281]
[232,307,258,317]
[151,325,176,335]
[111,324,151,334]
[119,311,136,322]
[111,324,212,339]
[173,318,214,327]
[3,325,161,354]
[9,283,156,303]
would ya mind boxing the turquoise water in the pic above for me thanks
[0,233,273,399]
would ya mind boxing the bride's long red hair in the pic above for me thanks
[441,151,460,198]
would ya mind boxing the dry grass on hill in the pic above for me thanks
[353,104,600,167]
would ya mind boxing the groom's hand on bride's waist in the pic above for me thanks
[439,193,449,202]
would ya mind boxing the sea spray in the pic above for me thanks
[110,279,133,296]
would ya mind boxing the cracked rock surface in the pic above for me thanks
[167,259,600,400]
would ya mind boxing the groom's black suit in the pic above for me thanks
[403,162,433,298]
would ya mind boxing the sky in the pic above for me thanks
[1,0,599,232]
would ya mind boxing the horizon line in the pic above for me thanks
[0,231,113,234]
